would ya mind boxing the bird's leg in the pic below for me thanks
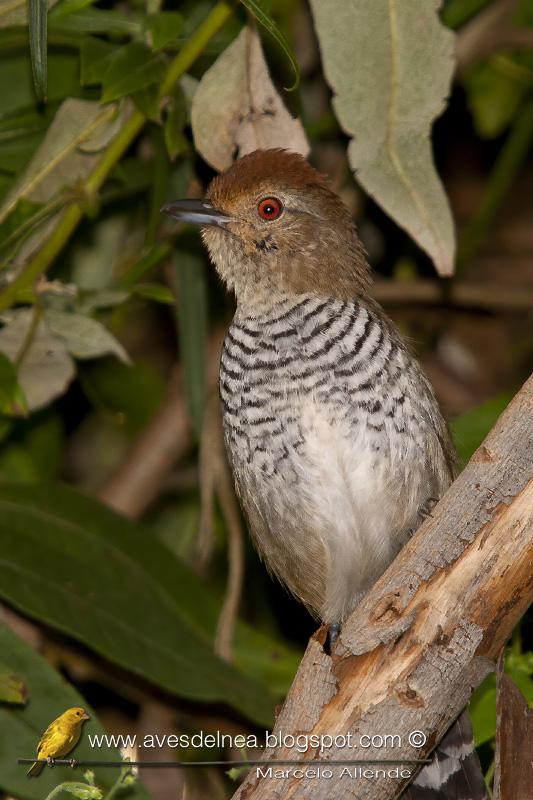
[69,758,78,769]
[327,621,341,653]
[418,497,438,521]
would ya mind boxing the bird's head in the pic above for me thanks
[162,149,370,308]
[62,707,90,725]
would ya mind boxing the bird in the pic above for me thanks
[162,148,486,799]
[27,706,90,777]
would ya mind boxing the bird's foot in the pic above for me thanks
[46,757,55,768]
[419,497,438,521]
[327,621,341,654]
[69,758,78,769]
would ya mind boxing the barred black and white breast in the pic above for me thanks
[219,293,454,625]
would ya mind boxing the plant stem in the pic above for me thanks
[43,781,97,800]
[0,0,234,314]
[484,758,495,799]
[457,102,533,269]
[14,305,42,367]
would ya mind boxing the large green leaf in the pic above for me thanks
[45,309,131,364]
[100,43,167,104]
[0,623,148,800]
[0,483,276,725]
[0,661,27,704]
[309,0,456,276]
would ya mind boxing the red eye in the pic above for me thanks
[258,197,282,221]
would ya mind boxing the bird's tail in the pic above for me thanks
[27,760,44,778]
[403,710,486,799]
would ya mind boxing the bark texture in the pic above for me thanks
[231,374,533,800]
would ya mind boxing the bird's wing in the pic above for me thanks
[36,722,60,757]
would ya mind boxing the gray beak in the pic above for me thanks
[161,199,234,228]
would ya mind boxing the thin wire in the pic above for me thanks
[18,758,431,768]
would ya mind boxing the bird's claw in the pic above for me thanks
[327,621,341,653]
[69,758,78,769]
[46,756,55,767]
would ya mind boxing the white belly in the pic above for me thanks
[285,401,427,623]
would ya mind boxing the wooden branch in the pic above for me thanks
[231,374,533,800]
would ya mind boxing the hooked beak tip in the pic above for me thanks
[161,199,233,228]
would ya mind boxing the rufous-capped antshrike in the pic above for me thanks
[163,149,486,800]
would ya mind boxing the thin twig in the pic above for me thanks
[455,0,526,77]
[372,278,533,310]
[197,393,245,662]
[14,305,42,367]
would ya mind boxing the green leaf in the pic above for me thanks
[0,663,27,704]
[53,782,103,800]
[49,6,144,35]
[0,352,27,415]
[441,0,492,30]
[0,98,118,224]
[0,483,276,726]
[80,37,118,86]
[146,11,183,52]
[100,43,167,104]
[133,283,175,305]
[0,310,75,412]
[309,0,456,276]
[0,623,149,800]
[451,392,513,467]
[470,673,496,746]
[28,0,48,102]
[464,62,525,139]
[173,241,207,438]
[131,85,161,121]
[238,0,299,90]
[45,309,131,363]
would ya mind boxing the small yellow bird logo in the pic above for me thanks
[27,707,90,778]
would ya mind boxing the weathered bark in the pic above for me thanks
[493,657,533,799]
[232,374,533,800]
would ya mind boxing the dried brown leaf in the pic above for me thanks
[191,26,309,172]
